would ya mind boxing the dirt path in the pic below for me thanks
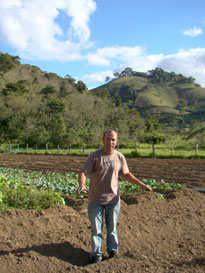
[0,154,204,188]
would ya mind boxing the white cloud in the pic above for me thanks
[158,48,205,86]
[183,26,202,37]
[1,1,205,88]
[85,46,144,66]
[126,54,164,73]
[82,46,164,82]
[0,0,96,60]
[82,70,113,83]
[66,0,96,43]
[133,48,205,87]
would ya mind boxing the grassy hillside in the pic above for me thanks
[92,74,205,124]
[0,55,77,96]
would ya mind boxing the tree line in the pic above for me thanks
[113,67,196,84]
[0,87,155,147]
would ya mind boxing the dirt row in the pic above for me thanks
[0,154,204,188]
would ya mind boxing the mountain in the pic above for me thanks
[1,53,204,146]
[92,68,205,125]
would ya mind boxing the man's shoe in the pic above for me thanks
[90,256,102,264]
[108,251,118,258]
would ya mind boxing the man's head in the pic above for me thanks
[102,129,118,154]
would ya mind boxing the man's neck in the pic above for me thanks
[103,148,115,155]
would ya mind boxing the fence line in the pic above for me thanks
[0,143,204,157]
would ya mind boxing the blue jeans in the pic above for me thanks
[88,201,120,258]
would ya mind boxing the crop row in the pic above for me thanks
[0,167,182,210]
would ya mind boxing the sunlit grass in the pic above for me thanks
[1,143,205,158]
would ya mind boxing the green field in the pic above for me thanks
[1,143,205,158]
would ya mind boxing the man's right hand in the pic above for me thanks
[77,172,89,192]
[76,186,89,192]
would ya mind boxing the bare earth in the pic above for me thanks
[0,154,204,188]
[0,154,204,273]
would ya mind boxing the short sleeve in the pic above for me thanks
[81,153,95,174]
[120,154,129,175]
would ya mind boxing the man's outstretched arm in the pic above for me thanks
[122,172,152,191]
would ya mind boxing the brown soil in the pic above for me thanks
[0,154,204,188]
[0,154,204,273]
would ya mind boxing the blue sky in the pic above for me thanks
[0,0,205,89]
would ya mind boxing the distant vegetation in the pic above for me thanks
[92,67,205,136]
[0,52,205,148]
[113,66,196,84]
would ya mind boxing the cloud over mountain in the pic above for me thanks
[0,0,96,60]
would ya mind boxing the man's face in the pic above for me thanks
[102,131,118,154]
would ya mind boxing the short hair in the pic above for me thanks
[103,129,117,139]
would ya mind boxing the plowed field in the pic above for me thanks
[0,154,204,188]
[0,154,204,273]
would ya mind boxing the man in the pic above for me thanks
[77,129,152,263]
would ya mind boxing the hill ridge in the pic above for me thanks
[92,68,205,124]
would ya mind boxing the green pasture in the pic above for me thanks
[1,143,205,158]
[120,143,205,158]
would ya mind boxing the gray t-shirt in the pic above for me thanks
[82,148,129,204]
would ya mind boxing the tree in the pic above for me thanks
[120,67,134,77]
[2,81,28,96]
[96,88,110,99]
[144,133,166,144]
[145,115,159,132]
[47,98,65,113]
[105,76,111,82]
[59,81,68,96]
[65,74,76,84]
[49,115,67,146]
[115,96,122,107]
[148,67,196,84]
[113,72,120,78]
[23,121,49,147]
[126,109,145,141]
[0,53,19,72]
[75,80,87,93]
[148,67,168,83]
[40,85,56,96]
